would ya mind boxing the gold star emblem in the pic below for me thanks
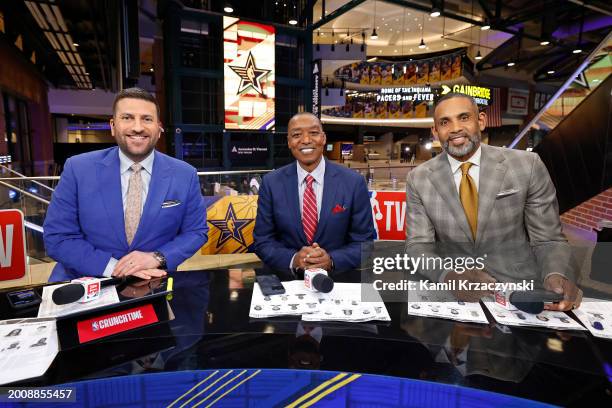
[229,52,271,96]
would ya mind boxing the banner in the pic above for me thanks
[202,196,258,254]
[223,17,275,130]
[334,50,464,86]
[312,60,322,117]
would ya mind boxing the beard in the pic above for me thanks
[443,131,481,158]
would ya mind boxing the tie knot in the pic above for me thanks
[305,175,314,187]
[460,162,472,176]
[131,163,142,173]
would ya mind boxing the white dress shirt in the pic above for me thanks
[103,149,155,276]
[296,158,325,218]
[447,145,481,193]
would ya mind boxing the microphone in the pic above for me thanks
[304,268,334,293]
[495,290,564,314]
[51,277,125,305]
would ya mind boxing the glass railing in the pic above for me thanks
[510,32,612,149]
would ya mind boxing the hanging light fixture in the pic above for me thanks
[223,2,233,13]
[361,31,365,51]
[475,50,482,60]
[288,2,297,25]
[481,20,491,30]
[418,13,426,49]
[371,0,378,39]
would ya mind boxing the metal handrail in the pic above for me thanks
[0,164,56,192]
[0,181,50,205]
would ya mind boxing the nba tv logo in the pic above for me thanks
[0,210,27,282]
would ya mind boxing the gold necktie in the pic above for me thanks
[125,163,143,245]
[459,162,478,240]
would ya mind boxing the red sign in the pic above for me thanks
[77,304,159,343]
[0,209,26,281]
[369,191,407,240]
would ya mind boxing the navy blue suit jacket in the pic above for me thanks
[43,147,208,282]
[253,160,375,275]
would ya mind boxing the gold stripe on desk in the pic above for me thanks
[285,372,349,408]
[298,373,361,407]
[167,370,219,408]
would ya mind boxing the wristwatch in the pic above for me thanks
[153,251,167,270]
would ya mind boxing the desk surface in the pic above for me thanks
[1,269,611,406]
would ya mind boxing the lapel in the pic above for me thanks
[284,163,308,244]
[428,152,473,242]
[97,147,128,248]
[131,150,172,248]
[475,144,507,246]
[314,159,338,242]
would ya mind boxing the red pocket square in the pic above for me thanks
[332,204,346,214]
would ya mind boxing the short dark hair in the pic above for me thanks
[287,112,324,131]
[112,87,160,119]
[433,92,479,116]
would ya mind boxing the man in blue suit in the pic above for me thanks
[44,88,208,282]
[254,113,375,277]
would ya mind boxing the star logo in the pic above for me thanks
[229,52,271,95]
[208,203,255,248]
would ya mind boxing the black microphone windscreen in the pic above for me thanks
[511,301,544,314]
[51,284,85,305]
[312,274,334,293]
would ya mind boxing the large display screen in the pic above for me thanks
[223,17,275,130]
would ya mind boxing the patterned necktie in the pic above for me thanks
[459,162,478,240]
[302,175,318,244]
[125,163,143,245]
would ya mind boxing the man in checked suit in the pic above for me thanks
[254,112,375,278]
[405,93,581,311]
[44,88,208,282]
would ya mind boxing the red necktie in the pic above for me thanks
[302,175,318,244]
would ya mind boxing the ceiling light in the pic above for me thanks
[370,28,378,40]
[540,40,550,46]
[547,70,555,74]
[430,7,440,18]
[289,18,298,25]
[572,48,582,54]
[481,21,491,30]
[224,6,233,13]
[425,142,432,150]
[475,50,482,60]
[418,38,426,49]
[507,61,515,66]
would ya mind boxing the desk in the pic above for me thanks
[1,269,610,406]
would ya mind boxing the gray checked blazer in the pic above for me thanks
[405,143,573,283]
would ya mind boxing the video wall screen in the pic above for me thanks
[223,17,275,130]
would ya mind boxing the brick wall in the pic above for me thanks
[560,188,612,231]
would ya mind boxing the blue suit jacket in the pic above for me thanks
[253,160,375,275]
[43,147,208,282]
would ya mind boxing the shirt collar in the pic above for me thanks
[119,148,155,175]
[447,145,482,174]
[297,157,326,185]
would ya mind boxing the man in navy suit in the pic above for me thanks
[43,88,208,282]
[254,112,375,277]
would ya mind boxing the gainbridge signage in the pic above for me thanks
[223,17,275,130]
[0,209,28,288]
[440,84,491,106]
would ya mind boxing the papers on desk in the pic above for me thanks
[482,300,586,331]
[249,280,390,323]
[302,283,390,323]
[0,318,59,385]
[573,298,612,340]
[407,290,488,324]
[38,283,120,318]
